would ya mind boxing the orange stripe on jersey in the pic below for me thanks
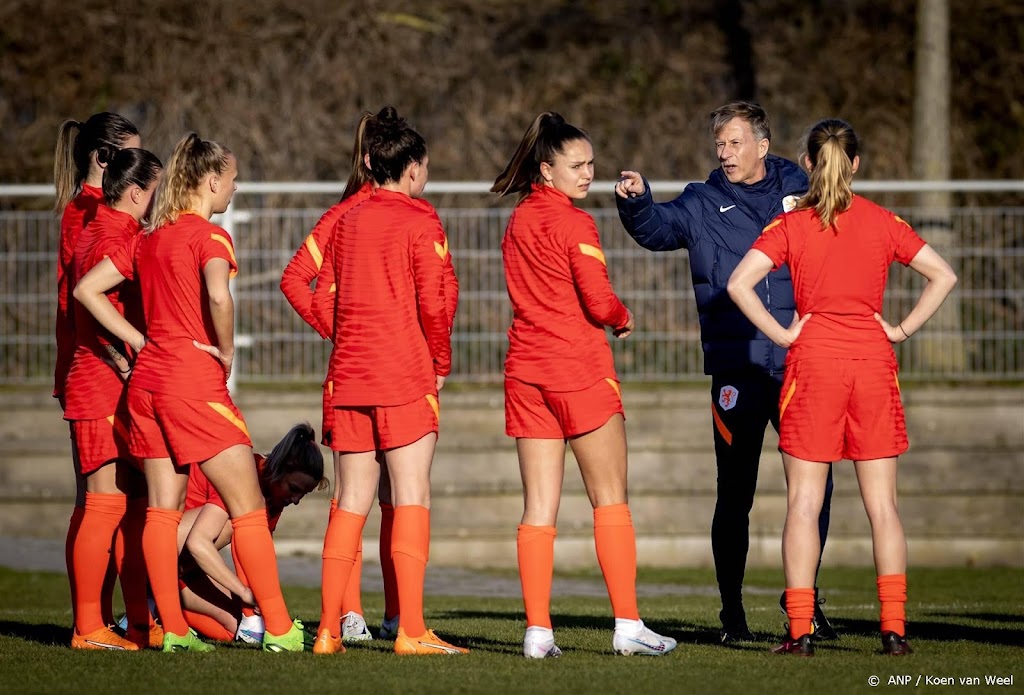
[434,238,449,260]
[305,234,324,270]
[578,243,606,266]
[327,380,334,396]
[604,378,621,398]
[894,215,911,228]
[106,414,131,445]
[206,402,251,438]
[893,372,900,395]
[210,234,239,278]
[711,402,733,445]
[762,219,782,234]
[329,283,336,294]
[779,378,798,421]
[425,394,440,421]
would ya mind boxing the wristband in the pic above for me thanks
[898,324,910,338]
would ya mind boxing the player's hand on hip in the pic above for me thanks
[614,308,635,339]
[193,340,234,378]
[873,312,908,343]
[436,374,446,392]
[615,171,646,199]
[783,312,812,347]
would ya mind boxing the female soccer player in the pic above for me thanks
[310,106,464,656]
[64,147,161,650]
[491,112,677,659]
[74,133,306,653]
[176,423,325,643]
[53,112,140,634]
[727,119,957,656]
[280,112,383,642]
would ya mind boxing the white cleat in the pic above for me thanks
[236,614,266,645]
[378,614,400,640]
[341,611,373,642]
[523,626,562,659]
[612,619,677,656]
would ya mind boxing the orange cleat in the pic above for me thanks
[126,623,164,649]
[71,626,140,651]
[394,627,468,655]
[312,627,345,655]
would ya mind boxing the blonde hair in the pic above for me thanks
[148,133,232,231]
[796,119,859,230]
[53,113,138,214]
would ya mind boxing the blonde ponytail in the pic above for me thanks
[796,119,859,230]
[148,133,232,231]
[53,120,82,213]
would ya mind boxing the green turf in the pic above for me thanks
[0,566,1020,694]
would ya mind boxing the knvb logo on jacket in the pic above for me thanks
[718,385,739,411]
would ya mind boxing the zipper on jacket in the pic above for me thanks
[766,275,774,375]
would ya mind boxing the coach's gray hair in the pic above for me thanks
[709,101,771,143]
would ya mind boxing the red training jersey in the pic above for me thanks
[327,188,453,407]
[64,206,144,420]
[55,184,104,399]
[753,194,927,363]
[184,454,281,532]
[280,183,374,338]
[502,184,630,391]
[109,214,239,399]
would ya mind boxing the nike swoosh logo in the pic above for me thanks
[719,205,736,213]
[626,637,666,651]
[416,641,464,654]
[85,639,127,650]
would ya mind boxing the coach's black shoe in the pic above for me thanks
[779,589,839,640]
[772,632,814,656]
[881,632,913,656]
[719,606,754,644]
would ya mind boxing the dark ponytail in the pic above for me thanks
[261,423,326,491]
[491,112,590,202]
[365,106,427,185]
[102,149,164,207]
[54,112,139,213]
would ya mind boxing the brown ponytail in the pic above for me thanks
[491,112,589,203]
[341,112,376,201]
[52,113,139,214]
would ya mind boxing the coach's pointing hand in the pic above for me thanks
[615,171,646,199]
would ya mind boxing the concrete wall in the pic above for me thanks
[1,385,1020,568]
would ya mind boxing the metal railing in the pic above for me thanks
[2,181,1022,385]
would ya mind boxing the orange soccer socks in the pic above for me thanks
[379,502,399,620]
[72,492,126,635]
[342,540,364,617]
[517,524,556,629]
[182,609,235,642]
[319,502,367,639]
[231,509,292,636]
[785,588,817,639]
[392,505,430,638]
[593,504,640,621]
[878,574,908,636]
[65,505,85,622]
[143,507,188,636]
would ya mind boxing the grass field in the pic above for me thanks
[0,566,1020,694]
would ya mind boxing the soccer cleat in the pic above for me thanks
[779,589,839,640]
[394,627,469,655]
[881,632,913,656]
[312,627,346,655]
[378,614,400,640]
[235,614,266,645]
[523,627,562,659]
[612,620,677,656]
[341,611,372,642]
[262,618,308,653]
[719,606,754,644]
[772,633,815,656]
[71,626,140,651]
[162,628,215,653]
[126,623,164,649]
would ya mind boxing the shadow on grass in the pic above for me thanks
[0,621,68,646]
[828,616,1024,647]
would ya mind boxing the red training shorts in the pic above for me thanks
[504,376,625,439]
[70,411,135,475]
[128,386,253,466]
[779,357,908,462]
[330,395,439,452]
